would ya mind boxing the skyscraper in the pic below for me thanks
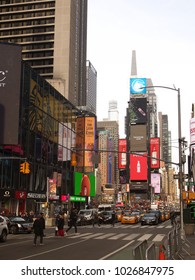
[0,0,88,107]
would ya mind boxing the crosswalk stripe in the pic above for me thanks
[152,234,166,242]
[137,234,153,241]
[122,233,140,240]
[69,233,91,239]
[94,233,115,239]
[81,233,104,239]
[108,233,127,240]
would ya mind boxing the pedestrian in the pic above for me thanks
[39,212,46,236]
[111,210,116,227]
[33,213,45,246]
[65,207,78,234]
[55,214,59,236]
[57,214,65,236]
[170,210,176,225]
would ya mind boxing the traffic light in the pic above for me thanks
[20,163,25,173]
[25,162,30,174]
[71,152,77,166]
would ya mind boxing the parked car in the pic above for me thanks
[8,216,33,234]
[0,215,8,242]
[141,212,159,225]
[121,213,138,224]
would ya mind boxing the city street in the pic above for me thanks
[0,220,173,260]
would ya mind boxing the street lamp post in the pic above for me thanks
[140,85,185,240]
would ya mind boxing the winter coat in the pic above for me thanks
[33,218,44,236]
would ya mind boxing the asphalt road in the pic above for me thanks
[0,220,173,260]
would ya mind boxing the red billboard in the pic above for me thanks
[130,153,148,181]
[150,138,160,169]
[118,139,126,169]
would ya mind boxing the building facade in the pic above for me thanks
[0,0,88,107]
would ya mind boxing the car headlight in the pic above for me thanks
[17,224,22,228]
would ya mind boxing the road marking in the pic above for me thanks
[122,233,140,240]
[137,234,153,241]
[152,234,166,242]
[94,233,115,239]
[108,233,127,240]
[99,240,135,260]
[165,225,172,228]
[68,233,91,239]
[81,233,104,239]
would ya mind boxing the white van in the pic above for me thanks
[98,204,115,213]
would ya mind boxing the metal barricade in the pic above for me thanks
[145,242,156,260]
[132,240,148,260]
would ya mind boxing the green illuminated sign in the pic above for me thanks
[70,196,86,202]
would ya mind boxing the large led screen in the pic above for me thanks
[118,139,127,169]
[130,125,147,152]
[0,43,22,144]
[74,172,95,197]
[151,173,161,193]
[150,137,160,169]
[130,153,148,181]
[129,97,147,124]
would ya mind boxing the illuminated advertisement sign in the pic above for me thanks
[130,78,146,95]
[130,153,148,181]
[190,118,195,145]
[150,137,160,169]
[76,117,95,172]
[151,173,161,193]
[130,125,147,152]
[0,43,22,144]
[129,97,147,124]
[74,172,96,197]
[118,139,127,169]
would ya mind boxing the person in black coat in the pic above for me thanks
[33,213,45,245]
[65,208,78,234]
[57,214,65,236]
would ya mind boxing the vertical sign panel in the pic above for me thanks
[118,139,127,169]
[0,43,22,144]
[130,153,148,181]
[150,137,160,169]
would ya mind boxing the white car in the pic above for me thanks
[0,215,8,242]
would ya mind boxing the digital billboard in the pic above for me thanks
[130,78,146,95]
[129,97,147,124]
[190,118,195,145]
[130,153,148,181]
[74,172,95,197]
[151,173,161,193]
[76,116,95,172]
[0,43,22,144]
[130,125,147,152]
[118,139,127,169]
[150,137,160,169]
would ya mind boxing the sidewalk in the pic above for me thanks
[179,233,195,260]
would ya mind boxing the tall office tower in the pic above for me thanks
[0,0,88,107]
[85,60,97,115]
[146,78,158,138]
[131,50,137,77]
[108,100,119,123]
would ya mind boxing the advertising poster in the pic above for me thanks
[130,124,147,152]
[118,139,127,169]
[74,172,95,197]
[151,173,161,193]
[129,97,147,124]
[130,78,147,95]
[130,153,148,181]
[150,137,160,169]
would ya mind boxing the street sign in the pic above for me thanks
[185,182,195,186]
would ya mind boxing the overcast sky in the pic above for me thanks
[87,0,195,164]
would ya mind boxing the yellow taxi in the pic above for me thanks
[116,210,123,222]
[164,211,170,220]
[121,212,139,224]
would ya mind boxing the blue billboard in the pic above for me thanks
[130,78,147,94]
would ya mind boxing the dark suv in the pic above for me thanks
[0,215,8,242]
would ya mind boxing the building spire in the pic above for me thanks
[131,50,137,76]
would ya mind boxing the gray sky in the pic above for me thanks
[87,0,195,163]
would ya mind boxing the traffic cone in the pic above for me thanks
[159,244,166,260]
